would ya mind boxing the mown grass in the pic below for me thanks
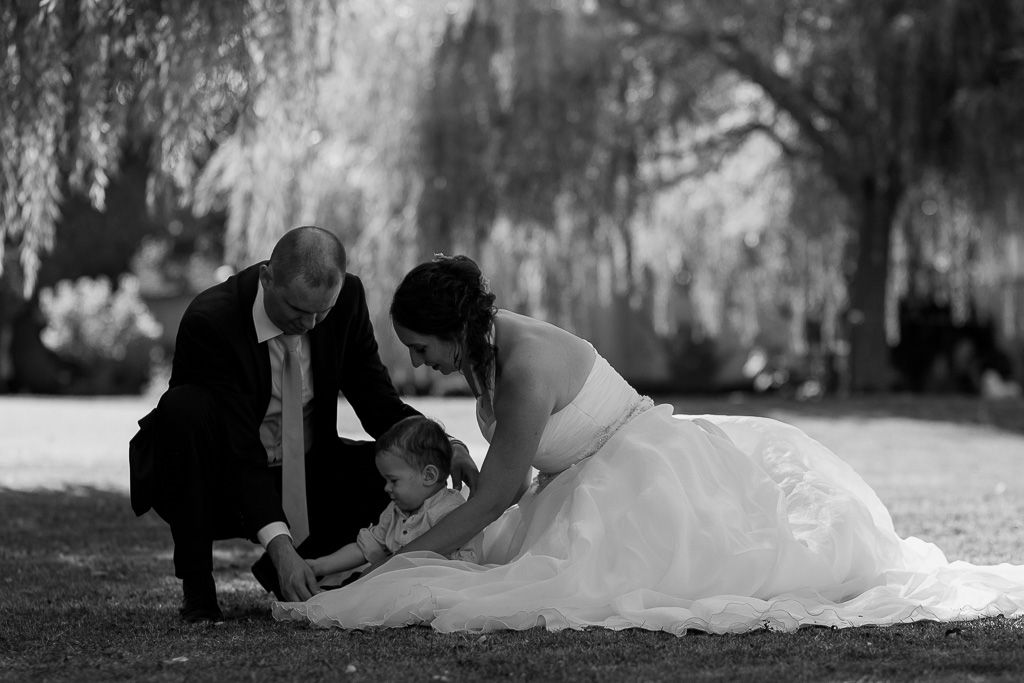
[4,395,1024,681]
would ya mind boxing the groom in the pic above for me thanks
[129,226,476,621]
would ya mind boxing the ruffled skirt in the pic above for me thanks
[273,406,1024,633]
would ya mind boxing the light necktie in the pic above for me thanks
[281,334,309,545]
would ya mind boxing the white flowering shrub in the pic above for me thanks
[40,274,162,364]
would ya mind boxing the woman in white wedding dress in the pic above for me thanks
[274,255,1024,634]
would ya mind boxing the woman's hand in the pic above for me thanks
[449,442,479,491]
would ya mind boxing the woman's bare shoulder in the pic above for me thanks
[496,310,586,361]
[494,311,595,406]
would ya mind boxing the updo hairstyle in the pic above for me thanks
[390,255,497,388]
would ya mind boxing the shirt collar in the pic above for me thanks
[421,487,453,509]
[253,280,285,344]
[399,487,453,519]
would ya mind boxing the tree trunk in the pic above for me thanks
[845,176,901,392]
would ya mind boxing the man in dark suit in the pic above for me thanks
[129,226,476,621]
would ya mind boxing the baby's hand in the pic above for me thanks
[305,557,321,577]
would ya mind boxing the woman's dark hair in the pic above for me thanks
[375,416,453,477]
[390,255,497,388]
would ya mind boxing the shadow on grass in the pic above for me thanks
[4,486,1024,682]
[0,486,268,619]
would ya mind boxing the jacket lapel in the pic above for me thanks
[236,263,273,408]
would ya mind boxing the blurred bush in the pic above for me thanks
[38,275,162,394]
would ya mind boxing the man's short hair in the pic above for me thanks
[269,226,347,289]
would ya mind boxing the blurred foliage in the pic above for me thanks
[3,0,1024,394]
[31,148,157,290]
[40,274,160,363]
[38,273,160,393]
[602,0,1024,390]
[0,0,338,294]
[194,0,441,270]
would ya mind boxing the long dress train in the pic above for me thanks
[273,352,1024,634]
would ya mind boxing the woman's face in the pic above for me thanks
[393,322,461,375]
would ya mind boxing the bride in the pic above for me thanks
[274,255,1024,633]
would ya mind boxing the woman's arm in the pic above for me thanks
[386,357,558,558]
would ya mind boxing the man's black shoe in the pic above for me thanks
[180,597,223,622]
[251,553,284,600]
[179,574,223,622]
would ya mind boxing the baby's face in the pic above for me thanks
[376,450,430,512]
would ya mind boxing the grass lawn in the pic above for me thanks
[3,393,1024,682]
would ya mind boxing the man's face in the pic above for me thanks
[260,265,342,335]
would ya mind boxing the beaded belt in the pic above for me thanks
[533,395,655,493]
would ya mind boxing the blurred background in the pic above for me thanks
[2,0,1022,401]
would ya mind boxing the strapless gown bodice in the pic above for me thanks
[476,352,648,475]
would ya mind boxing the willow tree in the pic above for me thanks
[416,0,718,333]
[194,0,452,277]
[0,0,339,296]
[604,0,1024,391]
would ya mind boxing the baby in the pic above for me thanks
[307,416,478,583]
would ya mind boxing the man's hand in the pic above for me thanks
[266,534,320,602]
[449,441,480,492]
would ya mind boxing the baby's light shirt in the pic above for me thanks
[356,488,479,564]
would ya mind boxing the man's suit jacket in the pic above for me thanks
[129,262,419,534]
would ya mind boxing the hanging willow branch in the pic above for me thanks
[0,0,338,296]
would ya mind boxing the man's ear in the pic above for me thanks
[259,263,274,288]
[422,464,440,486]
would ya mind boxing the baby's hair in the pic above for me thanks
[375,416,454,478]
